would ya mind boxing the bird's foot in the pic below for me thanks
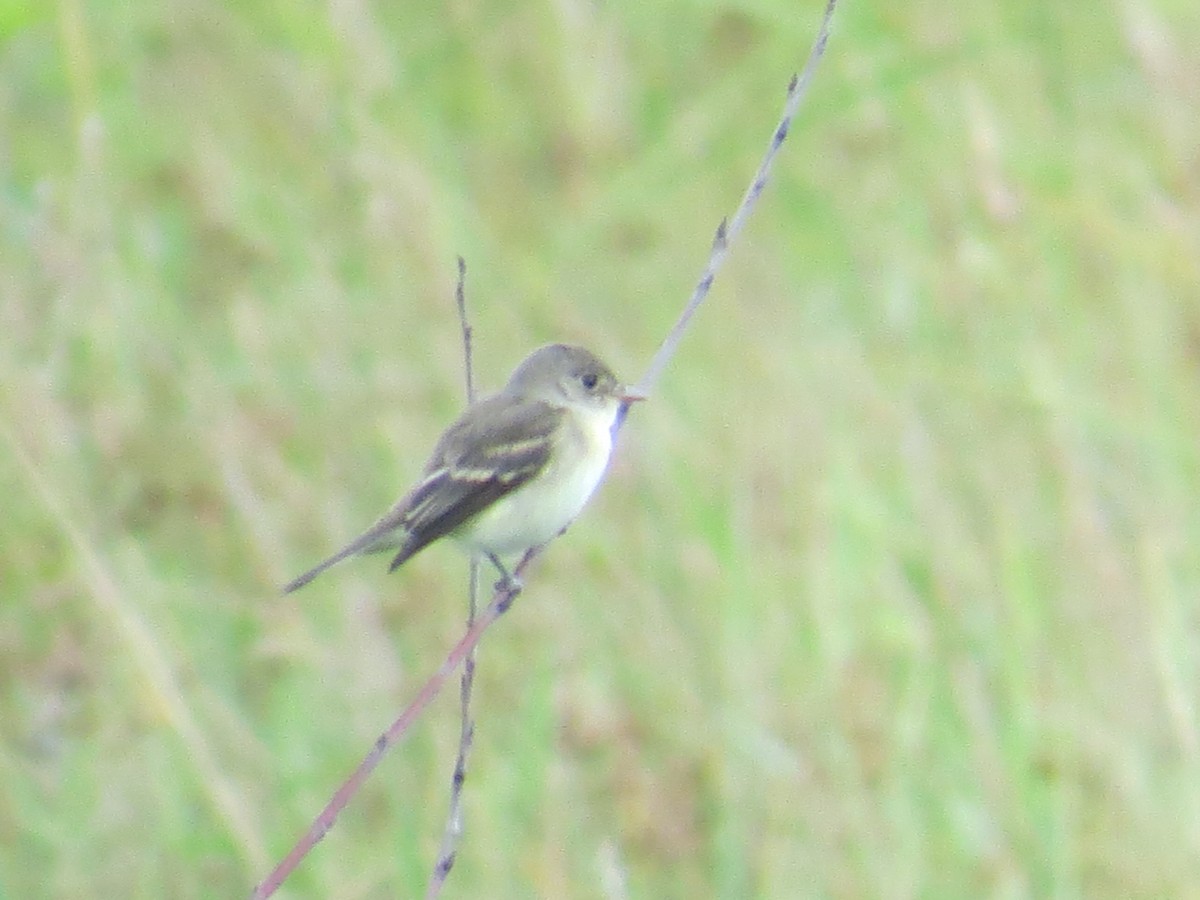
[487,554,523,595]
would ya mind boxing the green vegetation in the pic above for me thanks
[3,0,1198,896]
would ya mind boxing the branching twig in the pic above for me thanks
[426,257,479,898]
[253,4,837,894]
[251,552,536,900]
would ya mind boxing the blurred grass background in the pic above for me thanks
[2,0,1199,897]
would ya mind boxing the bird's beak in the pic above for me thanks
[619,385,648,404]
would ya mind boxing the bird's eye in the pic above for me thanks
[581,372,599,390]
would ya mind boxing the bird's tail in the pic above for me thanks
[282,515,407,593]
[282,543,362,593]
[283,482,427,594]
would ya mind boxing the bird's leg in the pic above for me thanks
[486,553,522,594]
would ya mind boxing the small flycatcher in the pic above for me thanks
[283,343,643,592]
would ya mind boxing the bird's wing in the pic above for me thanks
[388,395,563,563]
[281,394,562,592]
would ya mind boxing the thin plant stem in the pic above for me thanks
[426,257,480,898]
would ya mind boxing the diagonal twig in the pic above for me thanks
[628,0,838,403]
[252,552,536,900]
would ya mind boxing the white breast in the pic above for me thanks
[456,400,618,557]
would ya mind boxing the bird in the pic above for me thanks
[283,343,644,593]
